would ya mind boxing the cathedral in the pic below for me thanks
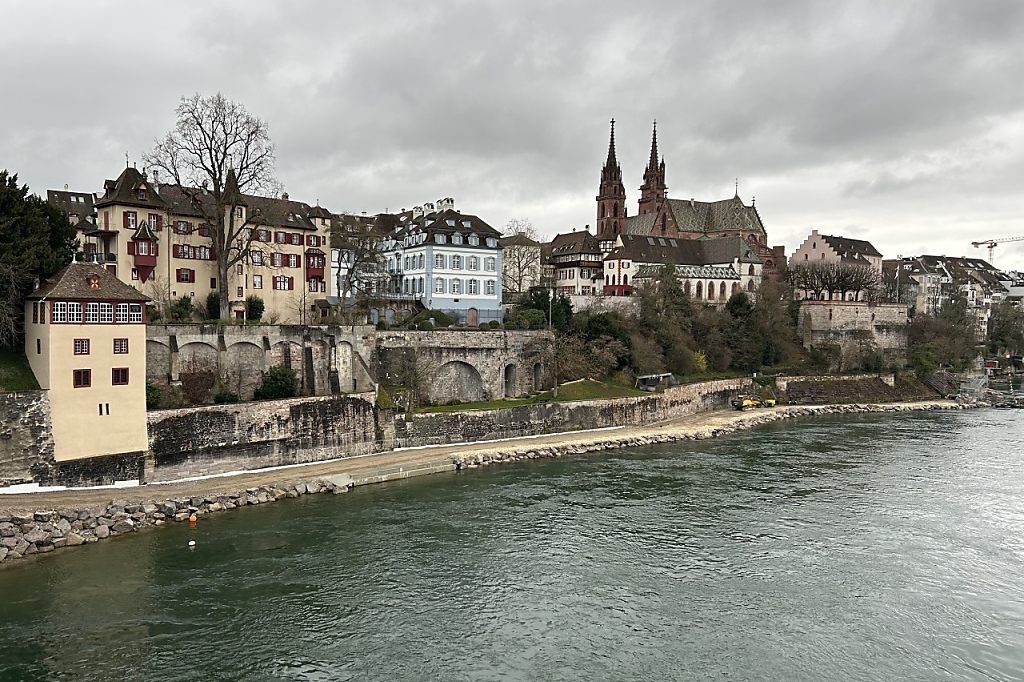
[595,120,784,277]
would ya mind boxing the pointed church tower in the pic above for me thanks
[638,121,667,215]
[596,119,626,247]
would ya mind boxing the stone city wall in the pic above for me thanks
[376,330,552,403]
[393,378,752,448]
[146,324,377,400]
[0,391,54,487]
[798,301,909,370]
[145,392,391,482]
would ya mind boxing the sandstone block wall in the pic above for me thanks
[798,301,908,369]
[146,392,390,482]
[0,391,55,487]
[393,378,751,448]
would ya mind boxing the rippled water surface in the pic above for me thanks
[2,410,1024,681]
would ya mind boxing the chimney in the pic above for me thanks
[152,169,159,189]
[423,201,434,212]
[412,205,423,218]
[64,183,69,191]
[584,224,590,232]
[281,192,289,201]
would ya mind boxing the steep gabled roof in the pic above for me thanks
[47,190,95,220]
[548,230,601,257]
[664,195,766,236]
[500,233,541,248]
[623,213,656,235]
[820,234,883,260]
[94,166,168,211]
[27,262,150,302]
[607,234,761,266]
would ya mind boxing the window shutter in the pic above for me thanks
[190,269,196,282]
[288,277,294,290]
[127,241,136,255]
[156,215,163,230]
[123,212,130,229]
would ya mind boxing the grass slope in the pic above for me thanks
[0,349,39,392]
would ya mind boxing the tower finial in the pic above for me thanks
[606,118,617,166]
[735,177,739,197]
[647,120,659,171]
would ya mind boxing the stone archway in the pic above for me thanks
[430,361,486,403]
[504,364,517,398]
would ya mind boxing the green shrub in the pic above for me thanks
[160,386,187,409]
[253,365,299,400]
[376,386,396,409]
[205,291,221,320]
[180,369,217,404]
[146,383,162,410]
[487,320,501,329]
[213,388,240,404]
[246,295,264,321]
[167,296,195,322]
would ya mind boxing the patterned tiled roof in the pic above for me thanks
[27,262,150,302]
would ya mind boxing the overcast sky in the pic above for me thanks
[3,0,1024,270]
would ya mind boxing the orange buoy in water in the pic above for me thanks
[188,513,197,526]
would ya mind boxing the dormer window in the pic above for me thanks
[287,213,294,222]
[137,187,147,201]
[446,219,456,227]
[435,234,446,244]
[468,234,479,246]
[452,233,463,245]
[462,220,471,228]
[486,238,497,248]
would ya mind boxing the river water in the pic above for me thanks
[2,409,1023,681]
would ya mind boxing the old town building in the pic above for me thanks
[23,263,149,465]
[49,166,333,323]
[545,228,603,296]
[789,229,883,301]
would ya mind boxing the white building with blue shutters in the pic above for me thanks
[379,200,503,325]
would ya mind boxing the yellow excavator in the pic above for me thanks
[730,393,776,410]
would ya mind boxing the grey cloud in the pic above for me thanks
[2,0,1024,269]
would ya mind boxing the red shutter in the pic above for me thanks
[123,213,130,229]
[156,215,163,231]
[152,242,158,256]
[306,235,313,246]
[190,269,196,282]
[288,276,294,290]
[127,241,136,255]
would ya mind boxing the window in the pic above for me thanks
[468,256,479,271]
[257,229,270,242]
[85,302,99,323]
[435,234,446,244]
[435,278,445,293]
[276,232,286,244]
[129,304,143,323]
[251,250,264,266]
[287,254,300,268]
[210,278,217,289]
[235,206,243,218]
[73,338,90,355]
[137,188,147,201]
[485,257,496,272]
[451,255,462,270]
[467,279,479,295]
[273,276,293,290]
[99,303,113,323]
[253,275,263,289]
[148,214,158,229]
[272,253,283,267]
[308,278,320,292]
[485,280,496,295]
[68,302,82,323]
[176,269,194,283]
[116,303,128,322]
[174,220,190,234]
[468,235,479,246]
[112,368,129,386]
[237,286,244,298]
[236,264,244,275]
[131,268,139,281]
[73,369,91,388]
[36,339,40,355]
[114,338,128,354]
[452,233,463,245]
[291,233,303,246]
[418,254,424,269]
[53,302,67,323]
[486,238,497,247]
[125,211,137,229]
[434,254,445,269]
[451,279,462,295]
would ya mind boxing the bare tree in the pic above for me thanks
[332,215,384,319]
[144,93,278,319]
[500,218,542,302]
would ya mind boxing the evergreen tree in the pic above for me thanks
[0,170,77,347]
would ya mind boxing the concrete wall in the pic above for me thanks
[798,301,908,370]
[145,392,390,482]
[146,324,377,399]
[393,378,752,448]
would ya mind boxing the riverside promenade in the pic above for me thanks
[0,400,964,519]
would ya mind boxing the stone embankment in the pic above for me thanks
[0,399,979,566]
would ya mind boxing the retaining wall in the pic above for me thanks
[145,392,392,482]
[393,378,752,448]
[0,391,55,487]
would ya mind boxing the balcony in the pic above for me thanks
[84,252,117,264]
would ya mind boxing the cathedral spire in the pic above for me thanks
[606,118,618,167]
[639,119,667,216]
[647,120,659,172]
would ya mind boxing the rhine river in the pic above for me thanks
[1,409,1023,681]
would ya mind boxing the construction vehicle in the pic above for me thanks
[731,394,775,410]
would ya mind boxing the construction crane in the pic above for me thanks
[971,236,1024,264]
